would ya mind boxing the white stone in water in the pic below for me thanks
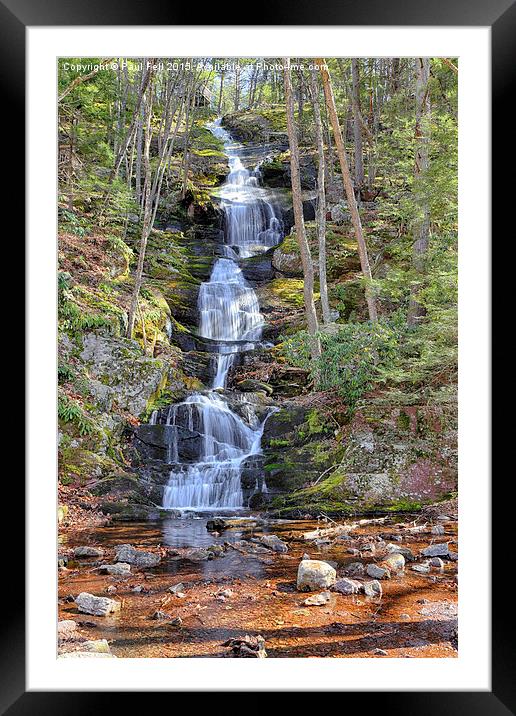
[297,560,337,592]
[421,543,449,558]
[303,591,331,606]
[75,592,121,616]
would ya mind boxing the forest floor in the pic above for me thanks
[58,510,458,658]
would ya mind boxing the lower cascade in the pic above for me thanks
[159,119,284,510]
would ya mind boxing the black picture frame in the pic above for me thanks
[8,0,507,711]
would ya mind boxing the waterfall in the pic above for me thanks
[161,118,283,510]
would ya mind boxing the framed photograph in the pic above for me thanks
[8,0,505,709]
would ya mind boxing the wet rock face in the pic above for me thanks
[80,333,168,418]
[133,424,203,463]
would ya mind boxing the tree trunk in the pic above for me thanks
[218,71,225,114]
[309,68,331,324]
[283,58,321,358]
[407,57,431,327]
[127,81,154,339]
[351,59,365,192]
[317,59,378,322]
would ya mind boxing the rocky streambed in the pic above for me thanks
[58,510,458,658]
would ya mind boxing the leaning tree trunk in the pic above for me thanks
[407,57,431,327]
[317,59,378,323]
[309,68,331,324]
[283,58,321,358]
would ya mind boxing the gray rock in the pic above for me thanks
[303,591,331,606]
[100,562,131,576]
[259,534,288,553]
[57,620,78,641]
[383,553,405,573]
[411,562,431,573]
[168,583,185,594]
[342,561,365,577]
[448,551,458,561]
[363,580,383,598]
[297,560,337,592]
[333,578,362,595]
[366,563,391,580]
[430,557,445,571]
[81,639,111,653]
[73,546,105,558]
[114,544,161,568]
[421,543,449,558]
[75,592,121,616]
[386,544,415,561]
[431,524,445,535]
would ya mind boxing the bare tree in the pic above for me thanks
[308,68,331,324]
[317,58,378,322]
[283,58,321,359]
[351,59,365,192]
[407,57,431,327]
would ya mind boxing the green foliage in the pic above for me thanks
[281,320,400,413]
[58,391,95,436]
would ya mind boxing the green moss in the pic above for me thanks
[397,410,412,431]
[269,278,320,308]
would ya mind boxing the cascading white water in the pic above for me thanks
[161,119,283,510]
[198,258,263,389]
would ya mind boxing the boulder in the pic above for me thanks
[297,560,337,592]
[411,562,431,573]
[75,592,121,616]
[114,544,161,568]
